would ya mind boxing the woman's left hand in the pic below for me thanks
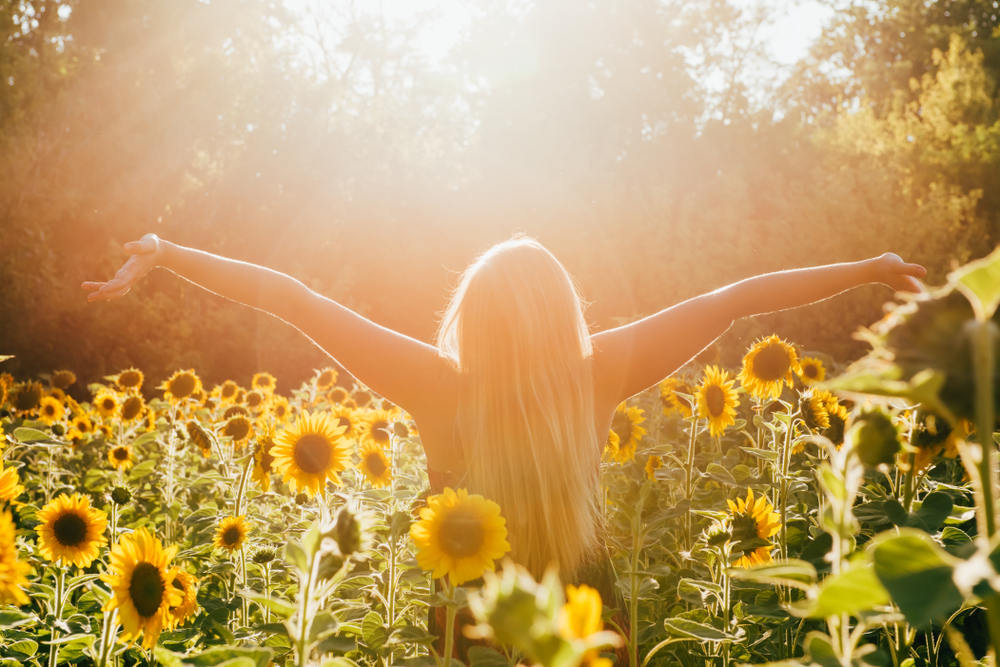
[869,252,927,293]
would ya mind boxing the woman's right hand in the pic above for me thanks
[81,233,163,302]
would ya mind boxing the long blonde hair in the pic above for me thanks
[435,236,602,579]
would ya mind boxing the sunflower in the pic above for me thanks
[37,396,65,426]
[164,567,198,630]
[644,455,663,481]
[351,389,373,408]
[797,357,826,385]
[359,408,395,449]
[410,487,510,585]
[93,390,119,419]
[696,366,740,437]
[0,461,24,503]
[10,381,43,416]
[243,390,267,414]
[330,405,359,441]
[213,380,240,404]
[658,377,693,418]
[606,403,646,463]
[738,335,801,400]
[214,516,248,552]
[558,584,613,666]
[269,395,291,422]
[51,369,77,390]
[102,527,180,648]
[222,415,253,449]
[36,493,108,568]
[327,387,349,406]
[800,389,836,431]
[70,412,94,435]
[908,411,967,474]
[727,489,781,568]
[161,369,202,404]
[185,421,212,457]
[0,509,30,605]
[315,367,339,391]
[252,425,276,491]
[271,411,351,496]
[119,394,146,423]
[251,372,276,395]
[108,445,134,471]
[358,441,392,488]
[115,367,144,392]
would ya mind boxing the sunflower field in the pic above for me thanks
[0,249,999,667]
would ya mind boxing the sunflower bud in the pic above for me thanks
[252,547,277,565]
[324,507,362,558]
[295,493,310,506]
[848,408,901,468]
[110,486,131,506]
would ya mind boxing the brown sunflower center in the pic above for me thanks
[225,418,251,441]
[803,364,818,379]
[222,526,242,547]
[751,345,791,382]
[121,396,143,421]
[335,417,352,435]
[221,383,237,399]
[439,508,484,558]
[53,512,88,547]
[113,447,129,461]
[169,374,196,399]
[317,371,335,387]
[101,398,116,411]
[371,420,390,445]
[293,434,333,474]
[705,385,725,417]
[246,392,263,408]
[365,452,387,477]
[129,562,165,617]
[43,403,57,417]
[119,371,142,388]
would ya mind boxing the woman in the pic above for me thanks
[82,233,925,649]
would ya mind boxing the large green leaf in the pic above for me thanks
[792,559,890,618]
[950,244,1000,320]
[872,529,963,628]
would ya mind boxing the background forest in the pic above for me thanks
[0,0,997,391]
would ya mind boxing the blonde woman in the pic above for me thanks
[83,233,925,652]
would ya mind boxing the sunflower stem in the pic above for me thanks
[296,541,320,667]
[901,454,916,514]
[96,607,118,667]
[234,453,254,517]
[628,491,644,667]
[441,580,457,667]
[684,416,698,551]
[240,544,249,626]
[48,566,66,667]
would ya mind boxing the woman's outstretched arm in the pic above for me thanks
[591,253,927,405]
[82,233,453,415]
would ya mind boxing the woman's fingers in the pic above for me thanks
[902,262,927,278]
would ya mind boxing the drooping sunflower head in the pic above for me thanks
[186,420,213,457]
[410,487,511,585]
[164,567,198,630]
[37,396,65,425]
[36,493,108,568]
[251,372,276,394]
[800,389,835,431]
[50,369,77,390]
[0,509,31,606]
[252,426,277,491]
[358,441,392,488]
[120,394,146,423]
[102,527,180,649]
[108,445,134,471]
[115,367,144,392]
[607,403,646,463]
[93,390,119,419]
[315,367,339,391]
[726,489,781,568]
[797,357,826,385]
[11,381,43,415]
[161,370,202,404]
[271,411,351,496]
[360,408,394,448]
[696,365,740,437]
[738,335,801,400]
[644,455,663,481]
[214,516,248,552]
